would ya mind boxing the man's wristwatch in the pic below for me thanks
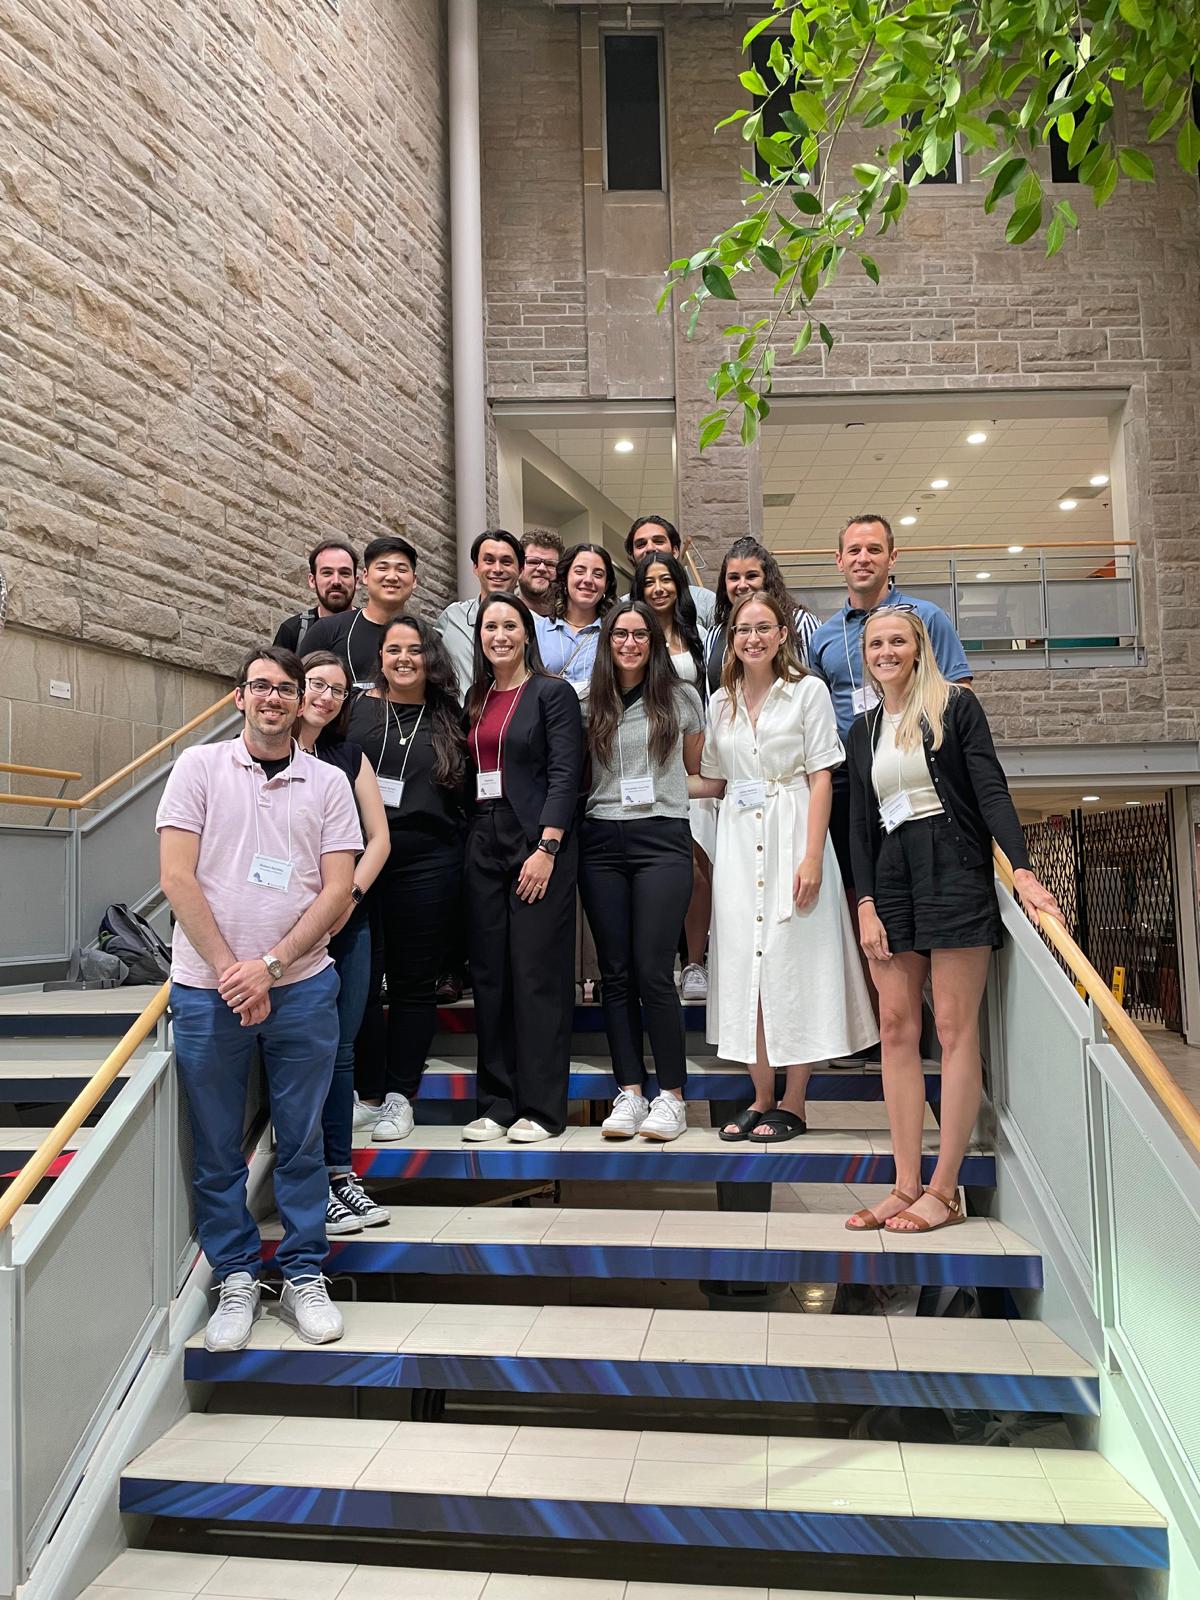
[261,954,285,981]
[536,837,561,857]
[350,884,364,905]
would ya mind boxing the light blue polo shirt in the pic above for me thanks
[535,613,603,684]
[809,588,971,738]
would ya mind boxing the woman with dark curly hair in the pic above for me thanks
[534,541,618,695]
[705,536,818,692]
[346,616,467,1143]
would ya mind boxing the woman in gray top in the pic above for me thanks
[580,602,705,1143]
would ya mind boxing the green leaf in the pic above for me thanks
[740,405,760,446]
[755,134,794,170]
[699,412,728,450]
[983,156,1026,214]
[818,322,834,351]
[1178,117,1200,174]
[793,320,813,354]
[741,13,777,50]
[1117,147,1154,181]
[702,263,738,300]
[756,242,784,275]
[791,189,822,214]
[943,73,961,108]
[1045,214,1065,256]
[1118,0,1152,29]
[768,37,788,83]
[1005,200,1043,245]
[861,254,880,284]
[852,162,881,185]
[1055,198,1079,228]
[789,89,828,132]
[739,69,769,97]
[715,108,751,131]
[1092,155,1119,207]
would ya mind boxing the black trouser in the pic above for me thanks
[579,816,693,1094]
[465,800,578,1135]
[829,763,855,890]
[356,830,463,1103]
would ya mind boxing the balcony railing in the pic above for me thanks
[777,541,1139,670]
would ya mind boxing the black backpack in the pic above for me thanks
[97,903,172,985]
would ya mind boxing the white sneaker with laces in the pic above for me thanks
[640,1093,688,1143]
[331,1173,390,1228]
[679,962,709,1002]
[601,1089,649,1140]
[205,1272,261,1352]
[352,1095,382,1135]
[371,1092,414,1142]
[507,1118,553,1144]
[325,1188,363,1237]
[462,1115,508,1142]
[277,1275,344,1344]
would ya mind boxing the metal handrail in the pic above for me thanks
[0,762,82,781]
[0,983,170,1232]
[0,690,235,811]
[993,843,1200,1156]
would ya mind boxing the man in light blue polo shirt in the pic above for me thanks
[809,512,971,891]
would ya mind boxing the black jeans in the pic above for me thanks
[579,816,693,1094]
[357,830,463,1102]
[465,800,577,1135]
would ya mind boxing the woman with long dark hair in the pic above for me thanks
[463,592,585,1143]
[534,541,618,693]
[345,617,467,1143]
[706,536,818,693]
[581,603,704,1142]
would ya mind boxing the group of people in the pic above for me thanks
[157,511,1059,1352]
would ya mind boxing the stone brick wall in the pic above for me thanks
[0,0,454,699]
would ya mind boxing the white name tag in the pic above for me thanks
[248,852,293,891]
[476,770,503,800]
[376,777,405,808]
[353,678,375,692]
[620,775,655,807]
[730,779,767,810]
[879,791,915,834]
[852,685,881,716]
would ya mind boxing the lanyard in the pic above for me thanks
[553,622,595,677]
[841,612,864,695]
[250,745,296,862]
[472,675,528,773]
[615,706,649,784]
[377,700,425,785]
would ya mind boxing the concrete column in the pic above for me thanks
[448,0,488,597]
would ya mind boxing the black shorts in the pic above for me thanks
[874,814,1003,956]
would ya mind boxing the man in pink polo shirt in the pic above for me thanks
[157,646,362,1353]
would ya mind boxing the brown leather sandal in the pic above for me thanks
[884,1185,965,1234]
[845,1187,919,1232]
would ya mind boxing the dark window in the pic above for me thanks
[750,35,817,186]
[902,113,960,184]
[1048,125,1081,183]
[603,34,663,191]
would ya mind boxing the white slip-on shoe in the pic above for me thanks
[639,1093,688,1143]
[205,1272,261,1352]
[462,1115,509,1143]
[507,1118,553,1144]
[352,1095,382,1135]
[679,963,709,1002]
[372,1092,414,1142]
[330,1173,390,1228]
[601,1089,650,1140]
[277,1275,344,1344]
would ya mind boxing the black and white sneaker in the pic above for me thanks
[325,1188,363,1236]
[331,1173,391,1228]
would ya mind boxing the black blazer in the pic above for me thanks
[465,674,584,843]
[845,689,1031,902]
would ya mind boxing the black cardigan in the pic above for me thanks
[465,673,584,843]
[845,689,1031,901]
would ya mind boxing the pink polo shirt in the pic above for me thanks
[155,735,363,989]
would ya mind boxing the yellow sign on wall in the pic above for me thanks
[1111,966,1126,1005]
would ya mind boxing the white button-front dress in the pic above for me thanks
[701,673,879,1065]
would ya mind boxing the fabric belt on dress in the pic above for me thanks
[761,775,810,924]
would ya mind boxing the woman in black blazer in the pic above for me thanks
[462,591,585,1144]
[844,607,1059,1236]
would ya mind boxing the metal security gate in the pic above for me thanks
[1023,802,1182,1031]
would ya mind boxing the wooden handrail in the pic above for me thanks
[0,691,236,812]
[0,761,82,781]
[0,983,170,1233]
[993,844,1200,1157]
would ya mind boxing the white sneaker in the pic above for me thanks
[330,1173,390,1228]
[325,1188,363,1237]
[680,963,709,1002]
[372,1092,414,1142]
[507,1118,553,1143]
[462,1115,508,1142]
[352,1095,382,1135]
[277,1275,344,1344]
[205,1272,261,1352]
[640,1093,688,1143]
[602,1089,649,1140]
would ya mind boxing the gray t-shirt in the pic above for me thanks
[587,683,704,821]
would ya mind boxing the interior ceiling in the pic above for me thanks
[527,416,1115,551]
[1012,786,1165,823]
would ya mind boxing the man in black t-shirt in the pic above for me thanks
[302,534,419,688]
[274,540,360,654]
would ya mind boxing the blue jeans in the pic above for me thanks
[324,916,371,1173]
[172,965,340,1283]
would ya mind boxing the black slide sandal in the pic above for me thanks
[717,1106,765,1143]
[746,1109,807,1144]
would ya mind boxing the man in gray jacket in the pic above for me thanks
[435,529,525,698]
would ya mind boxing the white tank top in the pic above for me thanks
[872,712,943,821]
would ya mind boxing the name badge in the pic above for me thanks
[476,770,503,801]
[620,775,655,807]
[730,779,767,810]
[248,852,293,891]
[353,678,375,692]
[852,685,881,716]
[879,791,915,834]
[376,777,405,808]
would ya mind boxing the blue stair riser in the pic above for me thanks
[264,1239,1043,1289]
[116,1478,1167,1569]
[352,1147,991,1185]
[183,1347,1099,1416]
[414,1072,940,1106]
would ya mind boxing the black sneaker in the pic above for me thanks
[325,1188,363,1236]
[331,1174,391,1228]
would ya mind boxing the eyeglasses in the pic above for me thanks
[242,679,300,701]
[611,629,651,644]
[523,556,558,570]
[305,678,349,701]
[732,623,782,639]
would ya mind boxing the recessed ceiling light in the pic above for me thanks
[613,439,635,454]
[1082,794,1100,802]
[1089,473,1109,487]
[1059,498,1078,510]
[976,571,991,580]
[1007,544,1024,554]
[966,431,988,445]
[1126,799,1141,807]
[899,515,917,526]
[930,478,949,490]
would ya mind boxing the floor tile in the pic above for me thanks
[165,1414,282,1445]
[434,1208,554,1244]
[627,1586,769,1600]
[765,1214,883,1251]
[358,1449,503,1496]
[766,1312,891,1339]
[988,1221,1040,1254]
[886,1317,1020,1345]
[893,1346,1032,1374]
[516,1328,648,1361]
[878,1222,1004,1255]
[226,1442,377,1489]
[1054,1492,1166,1526]
[124,1440,252,1481]
[541,1209,663,1245]
[648,1308,768,1335]
[766,1467,912,1516]
[902,1442,1045,1478]
[98,1551,225,1592]
[625,1458,766,1509]
[418,1302,543,1330]
[263,1416,398,1450]
[201,1556,353,1599]
[482,1576,625,1598]
[641,1326,769,1365]
[391,1422,518,1453]
[651,1214,767,1248]
[1034,1448,1127,1481]
[1023,1346,1098,1376]
[636,1430,768,1466]
[509,1425,640,1460]
[488,1452,633,1502]
[362,1208,463,1242]
[767,1438,901,1471]
[399,1323,527,1357]
[340,1567,487,1600]
[82,1587,204,1600]
[905,1472,1062,1522]
[1011,1318,1067,1344]
[767,1336,895,1371]
[528,1305,653,1331]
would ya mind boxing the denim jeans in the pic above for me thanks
[171,964,340,1283]
[324,915,371,1173]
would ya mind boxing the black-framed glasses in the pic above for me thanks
[242,679,300,701]
[611,628,651,644]
[305,677,349,701]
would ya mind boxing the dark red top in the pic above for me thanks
[471,685,525,777]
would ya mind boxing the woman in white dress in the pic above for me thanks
[692,592,879,1142]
